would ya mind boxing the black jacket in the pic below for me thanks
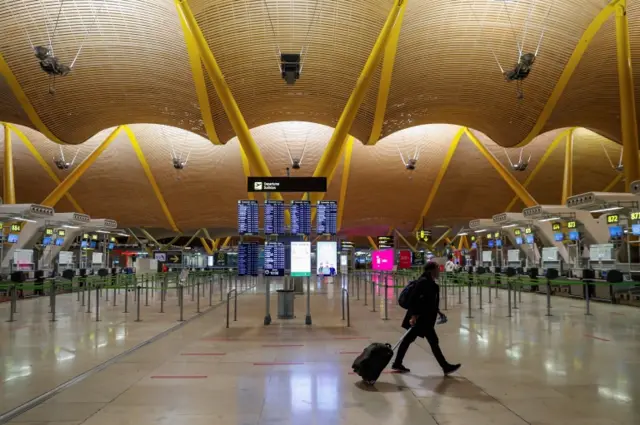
[401,274,441,337]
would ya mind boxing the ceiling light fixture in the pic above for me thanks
[538,217,560,223]
[502,224,517,228]
[11,216,37,223]
[590,206,623,213]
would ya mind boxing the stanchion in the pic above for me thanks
[512,279,518,310]
[443,275,448,311]
[356,273,360,300]
[135,286,142,322]
[191,276,195,302]
[305,275,312,325]
[105,279,109,302]
[178,284,185,322]
[196,280,201,314]
[364,275,368,306]
[372,281,376,312]
[86,283,92,313]
[209,276,213,307]
[264,277,272,325]
[77,281,80,301]
[478,278,483,310]
[112,279,117,306]
[545,280,552,317]
[145,280,150,306]
[466,276,473,319]
[81,281,86,307]
[226,289,238,328]
[220,275,224,301]
[49,282,57,321]
[342,288,351,327]
[488,277,492,304]
[383,283,388,320]
[95,283,101,322]
[458,277,462,304]
[507,280,512,318]
[585,281,592,316]
[518,278,523,303]
[124,277,129,313]
[160,278,165,313]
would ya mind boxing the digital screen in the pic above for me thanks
[488,240,495,248]
[55,237,64,246]
[83,233,89,240]
[633,224,640,236]
[237,243,259,276]
[10,224,21,232]
[91,234,98,241]
[90,241,97,249]
[398,250,412,269]
[237,200,259,235]
[525,227,533,234]
[45,228,54,236]
[264,242,285,276]
[526,235,534,244]
[290,200,311,235]
[514,229,521,236]
[317,241,337,275]
[552,223,561,231]
[377,236,393,249]
[609,226,623,238]
[496,240,503,247]
[341,241,354,251]
[316,201,338,235]
[567,221,577,229]
[515,237,523,245]
[631,212,640,221]
[7,234,19,243]
[42,236,52,246]
[372,249,394,271]
[607,214,620,224]
[472,242,478,249]
[264,200,285,235]
[108,243,115,250]
[569,231,580,241]
[554,233,564,242]
[215,252,227,267]
[81,241,88,248]
[290,241,311,277]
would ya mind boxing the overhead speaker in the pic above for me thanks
[281,53,301,85]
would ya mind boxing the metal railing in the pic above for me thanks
[341,288,350,327]
[226,289,238,328]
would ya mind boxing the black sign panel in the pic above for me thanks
[214,252,227,267]
[264,242,285,276]
[154,251,183,264]
[237,200,259,235]
[264,200,286,235]
[238,243,259,276]
[341,241,355,251]
[377,236,393,249]
[317,201,338,235]
[248,177,327,193]
[413,251,425,265]
[291,200,312,235]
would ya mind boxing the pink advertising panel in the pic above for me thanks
[372,249,394,271]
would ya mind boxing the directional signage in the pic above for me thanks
[377,236,393,249]
[416,229,431,242]
[248,177,327,193]
[154,253,166,262]
[154,251,182,264]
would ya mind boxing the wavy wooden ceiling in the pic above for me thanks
[0,0,636,146]
[0,121,625,235]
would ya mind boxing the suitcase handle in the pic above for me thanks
[391,327,414,352]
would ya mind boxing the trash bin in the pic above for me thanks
[277,289,295,319]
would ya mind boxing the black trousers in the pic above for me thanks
[394,325,449,369]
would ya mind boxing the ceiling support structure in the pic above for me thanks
[127,228,145,247]
[163,234,182,249]
[337,137,355,232]
[465,129,537,208]
[561,129,574,204]
[221,236,231,248]
[42,126,123,207]
[176,5,220,145]
[515,0,623,147]
[175,0,283,204]
[431,228,452,249]
[367,0,407,145]
[125,126,180,233]
[505,128,572,211]
[413,128,465,232]
[615,1,640,190]
[394,229,416,252]
[309,0,406,206]
[603,174,624,192]
[239,145,256,201]
[367,236,378,250]
[462,235,469,250]
[6,124,84,212]
[457,236,464,250]
[184,229,201,248]
[200,237,213,255]
[3,123,15,204]
[139,228,160,247]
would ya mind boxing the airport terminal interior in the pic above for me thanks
[2,0,640,424]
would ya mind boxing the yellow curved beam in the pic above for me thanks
[6,124,84,212]
[615,1,640,189]
[466,128,537,207]
[561,129,574,204]
[337,137,354,231]
[515,0,622,147]
[603,173,623,192]
[367,236,378,250]
[124,126,180,232]
[176,5,220,145]
[200,237,213,255]
[0,54,66,144]
[505,128,572,211]
[238,144,255,201]
[367,0,407,145]
[42,126,123,207]
[3,123,15,204]
[413,128,465,232]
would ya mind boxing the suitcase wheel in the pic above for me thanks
[363,380,376,386]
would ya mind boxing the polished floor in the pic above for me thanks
[1,276,639,425]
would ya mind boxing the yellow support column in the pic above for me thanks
[615,1,640,189]
[3,123,15,204]
[200,238,213,255]
[394,229,417,252]
[367,236,378,250]
[42,126,123,207]
[337,137,354,231]
[465,129,537,208]
[221,237,231,248]
[310,0,406,203]
[174,1,283,203]
[561,129,574,204]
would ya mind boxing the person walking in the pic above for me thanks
[392,262,461,375]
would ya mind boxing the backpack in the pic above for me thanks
[398,278,422,309]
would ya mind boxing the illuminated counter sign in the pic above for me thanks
[607,214,620,224]
[341,241,355,251]
[567,221,577,229]
[552,223,561,232]
[45,228,54,236]
[514,229,522,236]
[486,233,493,239]
[494,231,500,238]
[631,212,640,221]
[11,223,21,232]
[524,227,533,234]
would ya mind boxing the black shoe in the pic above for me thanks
[392,363,410,373]
[443,363,461,376]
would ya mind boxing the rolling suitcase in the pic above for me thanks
[352,328,412,385]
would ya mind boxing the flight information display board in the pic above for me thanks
[291,200,312,235]
[237,200,259,235]
[264,242,285,276]
[316,200,338,235]
[377,236,393,249]
[264,200,286,235]
[237,243,259,276]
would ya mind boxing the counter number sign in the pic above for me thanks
[10,224,21,232]
[494,231,500,238]
[631,212,640,221]
[567,221,577,229]
[607,214,619,224]
[525,227,532,234]
[486,233,493,239]
[552,223,561,231]
[514,229,521,236]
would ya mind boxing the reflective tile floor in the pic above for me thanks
[2,277,640,425]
